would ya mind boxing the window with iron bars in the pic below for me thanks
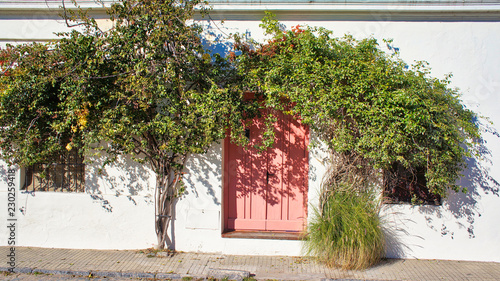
[383,163,441,205]
[23,149,85,192]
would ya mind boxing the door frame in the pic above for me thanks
[222,112,309,234]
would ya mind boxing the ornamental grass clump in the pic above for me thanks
[305,187,385,270]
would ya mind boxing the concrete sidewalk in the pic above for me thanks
[1,247,499,280]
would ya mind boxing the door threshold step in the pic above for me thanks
[221,230,304,240]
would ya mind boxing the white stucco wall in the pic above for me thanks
[1,2,499,261]
[194,11,500,261]
[0,156,158,250]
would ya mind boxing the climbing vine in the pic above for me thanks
[234,13,480,199]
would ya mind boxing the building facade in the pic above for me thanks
[1,0,500,262]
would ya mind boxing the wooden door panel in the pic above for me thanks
[248,117,267,224]
[227,142,248,224]
[266,220,305,232]
[230,218,266,230]
[266,111,286,222]
[286,115,308,224]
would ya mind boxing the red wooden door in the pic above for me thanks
[225,111,308,232]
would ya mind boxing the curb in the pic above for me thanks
[1,267,184,280]
[207,268,251,280]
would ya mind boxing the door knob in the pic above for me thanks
[266,171,275,183]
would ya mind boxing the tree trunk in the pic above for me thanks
[155,172,173,249]
[153,156,187,249]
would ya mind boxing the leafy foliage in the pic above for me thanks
[0,43,80,166]
[234,13,480,198]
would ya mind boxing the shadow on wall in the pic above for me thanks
[381,121,500,258]
[85,153,155,212]
[201,20,234,57]
[179,21,247,206]
[0,164,10,184]
[182,143,223,207]
[308,131,327,189]
[382,216,415,259]
[417,122,500,239]
[166,143,224,251]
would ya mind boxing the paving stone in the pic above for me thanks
[12,267,33,274]
[91,270,123,278]
[31,269,70,275]
[156,272,182,279]
[206,268,251,280]
[64,270,92,277]
[120,271,155,279]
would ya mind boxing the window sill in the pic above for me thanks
[383,201,442,206]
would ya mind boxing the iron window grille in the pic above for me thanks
[383,163,441,205]
[23,150,85,192]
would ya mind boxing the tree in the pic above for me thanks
[0,0,247,249]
